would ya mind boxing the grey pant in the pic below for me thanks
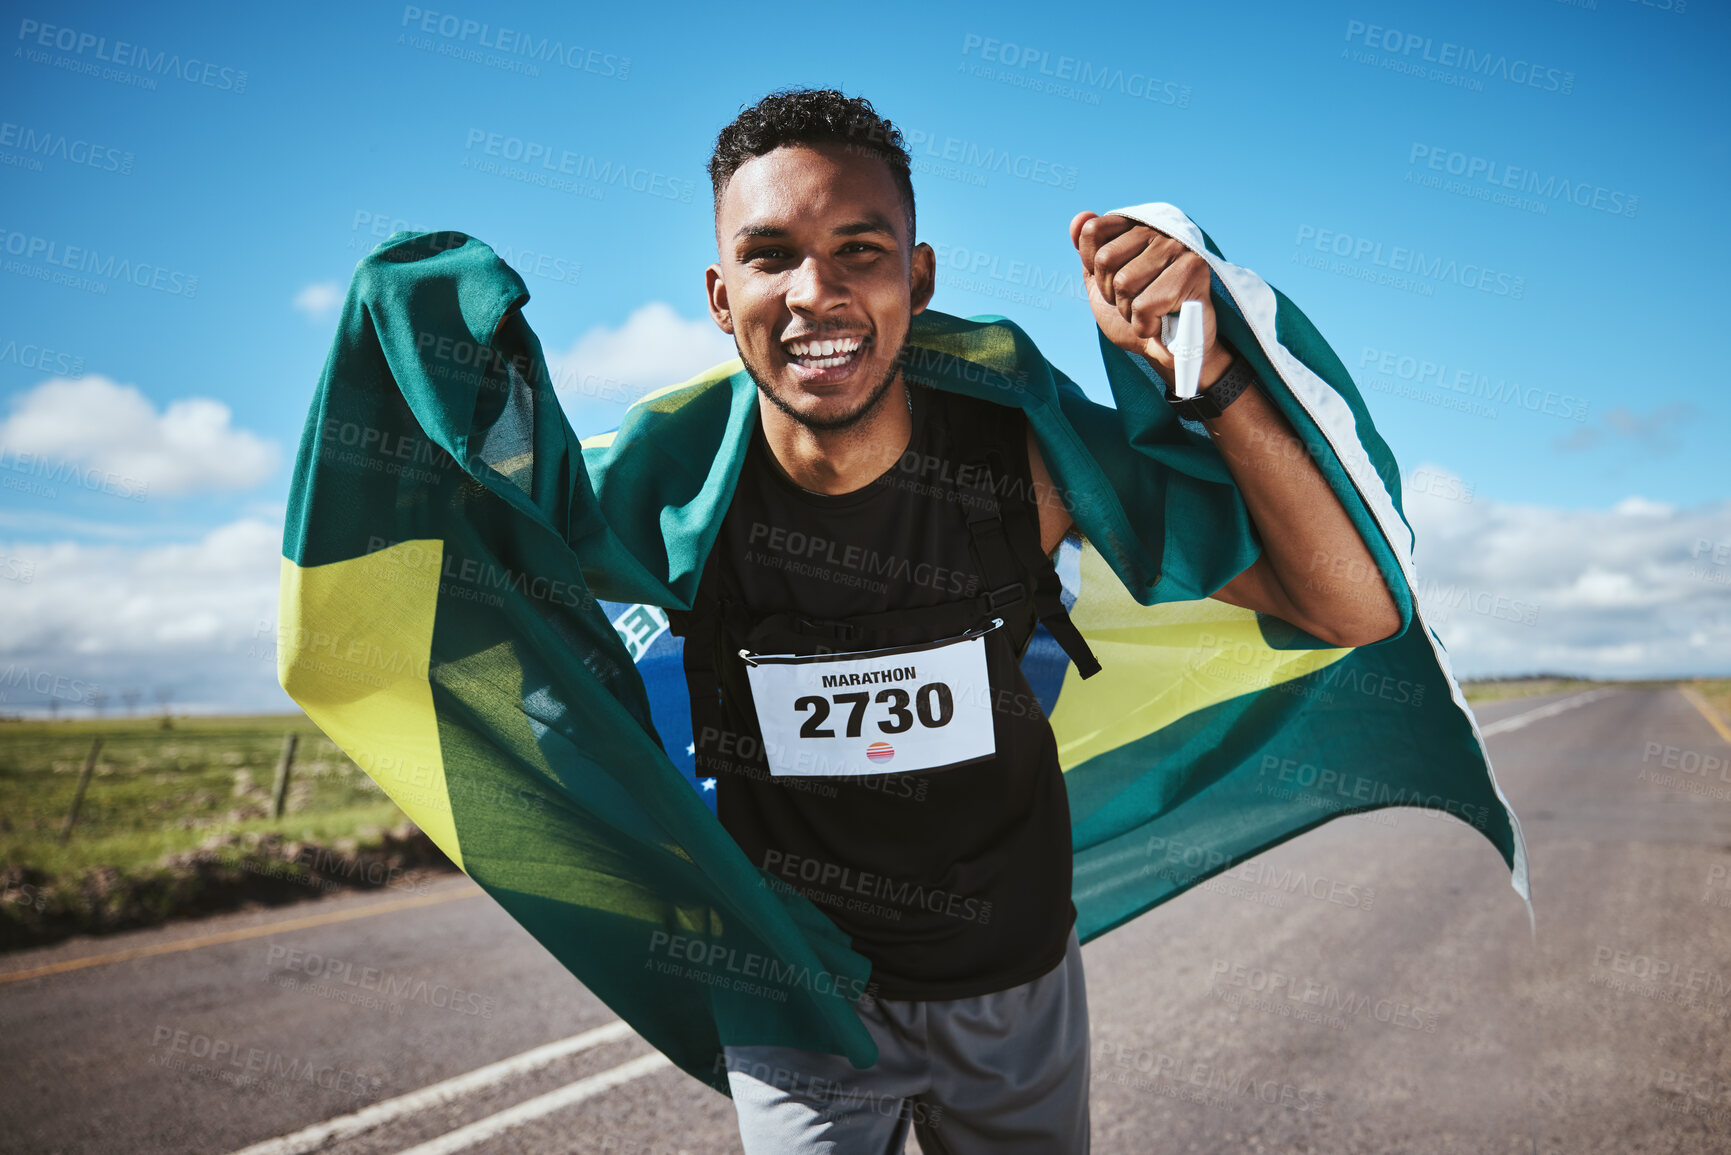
[721,927,1090,1154]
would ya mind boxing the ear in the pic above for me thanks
[909,242,936,317]
[704,263,733,335]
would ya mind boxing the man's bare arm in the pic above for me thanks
[1028,422,1073,556]
[1026,411,1397,648]
[1190,379,1399,648]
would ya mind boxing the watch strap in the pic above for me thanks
[1166,354,1256,421]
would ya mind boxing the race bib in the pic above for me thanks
[741,625,999,778]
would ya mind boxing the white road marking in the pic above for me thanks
[387,1053,673,1155]
[224,694,1615,1155]
[1480,690,1615,737]
[224,1021,637,1155]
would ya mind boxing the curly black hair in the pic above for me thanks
[707,87,916,241]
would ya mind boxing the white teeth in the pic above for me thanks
[788,336,864,360]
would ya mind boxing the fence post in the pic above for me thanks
[271,733,299,819]
[59,737,103,843]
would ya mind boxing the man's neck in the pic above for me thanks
[759,377,913,496]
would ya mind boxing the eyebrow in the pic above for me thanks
[733,214,899,242]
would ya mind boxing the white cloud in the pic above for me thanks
[0,375,279,497]
[3,464,1723,717]
[292,281,344,320]
[1404,464,1731,678]
[0,518,286,715]
[543,302,738,437]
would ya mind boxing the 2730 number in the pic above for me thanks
[794,683,954,738]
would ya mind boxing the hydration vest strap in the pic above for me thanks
[944,397,1102,681]
[1028,560,1102,679]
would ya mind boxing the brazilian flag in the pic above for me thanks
[278,204,1527,1095]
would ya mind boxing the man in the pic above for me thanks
[683,88,1399,1154]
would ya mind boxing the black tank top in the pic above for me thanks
[696,384,1076,1000]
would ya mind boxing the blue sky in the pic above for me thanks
[1,0,1727,712]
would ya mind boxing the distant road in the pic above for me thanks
[5,686,1729,1154]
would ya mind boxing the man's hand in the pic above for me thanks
[1063,209,1401,648]
[1070,211,1234,389]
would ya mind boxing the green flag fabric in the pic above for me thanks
[278,203,1528,1095]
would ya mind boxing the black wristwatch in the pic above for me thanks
[1165,355,1257,421]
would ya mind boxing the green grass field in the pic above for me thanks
[1691,679,1731,723]
[2,680,1719,948]
[0,713,408,880]
[1458,676,1676,704]
[2,682,1708,876]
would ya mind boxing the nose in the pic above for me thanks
[784,254,849,315]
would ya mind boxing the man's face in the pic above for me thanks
[706,141,934,432]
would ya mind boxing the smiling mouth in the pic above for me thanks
[782,333,869,371]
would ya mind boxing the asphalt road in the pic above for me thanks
[4,686,1728,1154]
